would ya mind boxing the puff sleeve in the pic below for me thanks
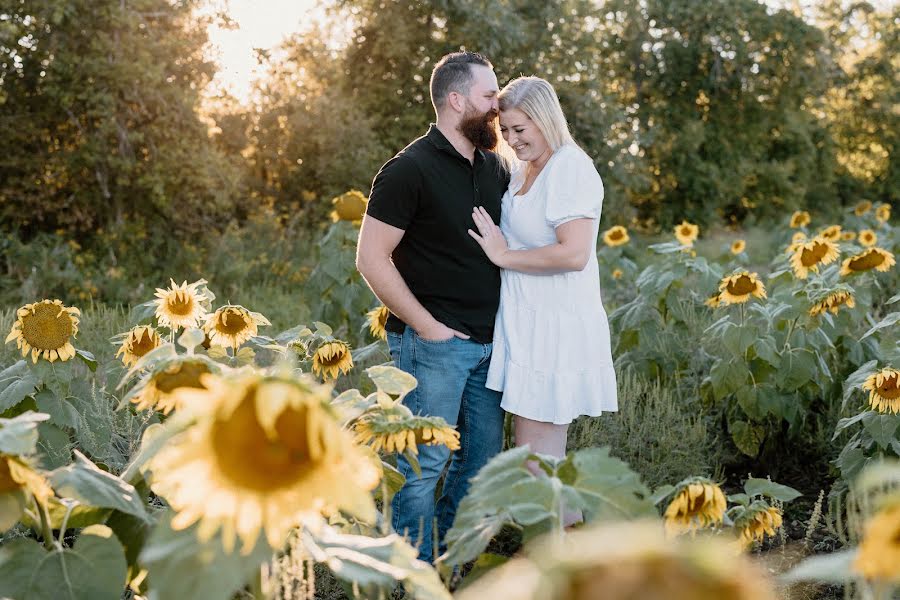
[544,145,604,228]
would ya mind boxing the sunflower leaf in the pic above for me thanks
[861,412,899,450]
[366,365,418,398]
[744,478,801,502]
[861,312,900,340]
[780,548,856,583]
[0,537,44,600]
[0,363,39,412]
[74,349,97,372]
[0,411,49,455]
[833,411,871,439]
[50,450,149,520]
[842,360,879,410]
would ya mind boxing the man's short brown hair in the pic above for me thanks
[429,51,493,111]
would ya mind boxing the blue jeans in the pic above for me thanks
[386,326,504,562]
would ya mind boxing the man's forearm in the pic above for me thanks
[357,256,437,333]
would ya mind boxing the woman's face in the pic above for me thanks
[500,108,550,163]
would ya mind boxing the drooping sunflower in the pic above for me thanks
[705,293,723,308]
[854,200,873,216]
[841,230,857,241]
[130,358,219,415]
[366,305,390,341]
[718,272,767,305]
[875,203,891,223]
[312,341,353,381]
[354,409,460,455]
[457,521,778,600]
[853,502,900,582]
[329,190,368,223]
[148,372,380,553]
[788,236,840,279]
[808,290,855,317]
[115,325,162,367]
[857,229,877,247]
[664,478,727,535]
[602,225,630,247]
[5,299,80,364]
[611,268,623,280]
[840,247,896,276]
[789,210,810,228]
[791,231,807,244]
[0,454,54,531]
[861,367,900,414]
[153,279,209,330]
[203,305,270,351]
[730,239,746,255]
[674,221,700,246]
[819,225,842,242]
[735,505,782,549]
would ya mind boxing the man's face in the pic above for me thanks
[458,65,500,150]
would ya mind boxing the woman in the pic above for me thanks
[468,76,617,465]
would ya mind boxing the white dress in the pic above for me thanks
[485,144,618,424]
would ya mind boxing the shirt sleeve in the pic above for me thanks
[365,154,421,230]
[544,146,604,228]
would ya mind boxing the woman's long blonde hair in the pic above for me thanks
[498,76,576,152]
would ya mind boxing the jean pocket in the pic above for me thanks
[412,331,456,345]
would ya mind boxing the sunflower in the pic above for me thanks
[840,247,896,276]
[808,290,855,317]
[329,190,368,223]
[354,410,460,455]
[791,231,807,244]
[730,239,746,255]
[875,203,891,223]
[861,367,900,414]
[819,225,842,242]
[788,236,840,279]
[858,229,877,247]
[841,230,857,241]
[366,305,390,341]
[203,305,270,351]
[735,505,782,549]
[854,200,873,216]
[115,325,162,367]
[718,272,767,305]
[789,210,810,228]
[130,358,218,415]
[611,268,623,280]
[664,478,727,535]
[602,225,630,247]
[853,502,900,582]
[153,279,209,330]
[0,454,54,531]
[5,299,80,364]
[674,221,699,246]
[148,372,380,553]
[705,293,723,308]
[312,341,353,381]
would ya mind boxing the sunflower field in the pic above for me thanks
[0,196,898,600]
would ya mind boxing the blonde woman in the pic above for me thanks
[468,76,617,469]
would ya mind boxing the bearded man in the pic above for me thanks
[356,51,509,562]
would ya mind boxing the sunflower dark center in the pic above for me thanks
[849,250,885,271]
[726,275,756,296]
[800,243,828,267]
[167,292,195,316]
[21,303,72,350]
[155,361,211,394]
[216,309,251,336]
[130,330,158,358]
[877,375,900,400]
[610,230,624,241]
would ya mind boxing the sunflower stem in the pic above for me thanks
[35,495,58,551]
[250,564,266,600]
[782,316,799,351]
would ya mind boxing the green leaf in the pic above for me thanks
[777,348,818,392]
[0,537,45,599]
[843,360,879,410]
[861,412,899,450]
[722,322,758,357]
[302,527,451,600]
[731,421,764,457]
[34,389,80,430]
[744,478,801,502]
[0,411,50,455]
[753,336,780,367]
[74,349,97,372]
[709,359,749,399]
[650,484,675,505]
[833,411,870,438]
[36,423,72,469]
[0,364,39,412]
[861,312,900,340]
[140,512,271,600]
[563,447,656,521]
[365,365,417,398]
[49,451,148,520]
[313,321,333,337]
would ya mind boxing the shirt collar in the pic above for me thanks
[426,124,485,165]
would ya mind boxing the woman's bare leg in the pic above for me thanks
[514,415,581,526]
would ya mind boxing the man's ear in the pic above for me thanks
[447,91,466,114]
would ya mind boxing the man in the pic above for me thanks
[356,51,509,562]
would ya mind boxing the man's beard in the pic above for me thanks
[459,104,499,151]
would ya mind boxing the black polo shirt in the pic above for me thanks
[366,124,510,343]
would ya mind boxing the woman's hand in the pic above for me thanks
[468,206,510,267]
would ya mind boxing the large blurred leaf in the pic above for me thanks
[140,512,271,600]
[0,411,49,455]
[731,420,764,457]
[744,478,802,502]
[0,537,46,600]
[49,450,148,520]
[301,526,450,600]
[559,447,656,521]
[366,365,417,398]
[781,549,856,584]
